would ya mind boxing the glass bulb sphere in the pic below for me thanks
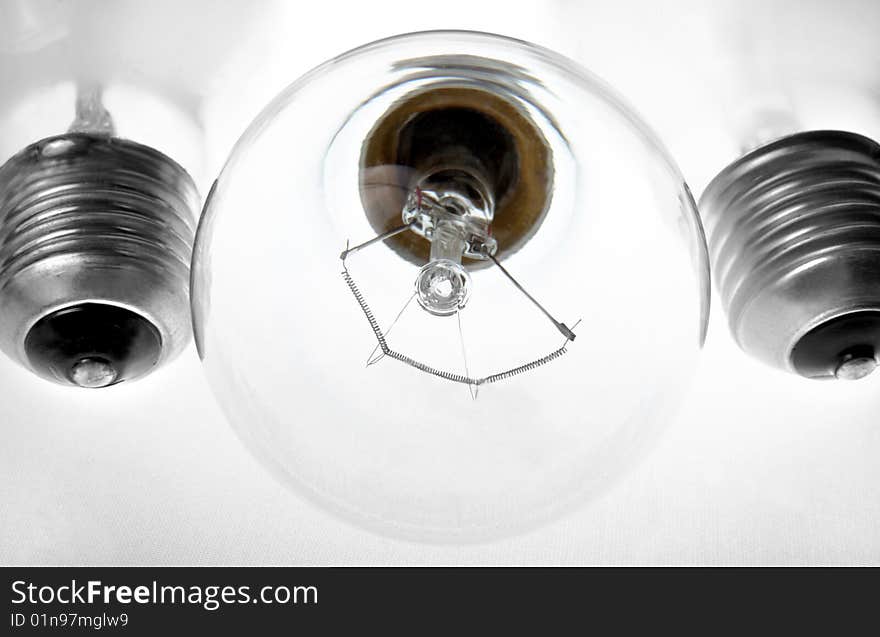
[193,30,710,542]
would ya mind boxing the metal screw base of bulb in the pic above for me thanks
[701,130,880,379]
[0,133,199,387]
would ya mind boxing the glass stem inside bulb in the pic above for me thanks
[402,166,498,260]
[405,167,497,316]
[415,219,472,317]
[429,219,467,264]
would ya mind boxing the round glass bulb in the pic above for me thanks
[193,31,710,542]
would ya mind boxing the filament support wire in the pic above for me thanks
[339,223,576,389]
[340,265,571,388]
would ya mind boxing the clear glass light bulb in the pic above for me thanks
[193,30,709,542]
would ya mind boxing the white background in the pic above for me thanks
[1,0,879,564]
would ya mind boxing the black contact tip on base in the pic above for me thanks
[790,311,880,380]
[25,304,163,388]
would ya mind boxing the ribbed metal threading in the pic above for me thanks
[700,130,880,374]
[0,133,199,383]
[0,134,196,289]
